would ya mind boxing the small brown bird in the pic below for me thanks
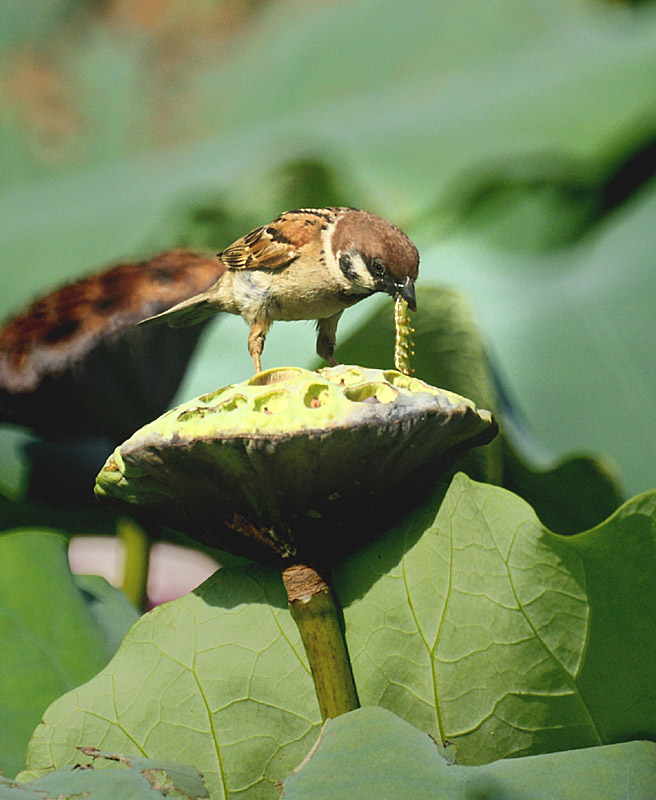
[140,207,419,373]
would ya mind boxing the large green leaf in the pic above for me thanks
[281,707,656,800]
[3,0,655,198]
[337,474,656,763]
[25,564,321,799]
[0,0,652,310]
[0,531,139,779]
[25,476,656,797]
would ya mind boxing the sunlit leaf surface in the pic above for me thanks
[26,476,656,797]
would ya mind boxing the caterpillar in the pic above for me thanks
[394,295,415,375]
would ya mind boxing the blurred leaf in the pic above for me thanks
[438,180,656,496]
[0,0,71,54]
[146,197,261,254]
[73,573,141,655]
[439,151,604,252]
[271,158,350,214]
[281,707,656,800]
[501,441,625,534]
[439,123,656,251]
[0,531,139,778]
[3,0,656,288]
[0,489,118,537]
[6,751,208,799]
[25,477,656,795]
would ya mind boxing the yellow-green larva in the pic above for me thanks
[394,295,415,375]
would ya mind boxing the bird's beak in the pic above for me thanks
[396,277,417,312]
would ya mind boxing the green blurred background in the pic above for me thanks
[1,0,655,498]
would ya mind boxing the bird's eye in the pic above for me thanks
[372,260,385,275]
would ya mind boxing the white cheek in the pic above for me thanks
[349,254,377,289]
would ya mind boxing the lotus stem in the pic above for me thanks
[282,563,359,720]
[117,516,151,611]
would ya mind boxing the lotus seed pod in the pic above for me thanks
[95,365,497,564]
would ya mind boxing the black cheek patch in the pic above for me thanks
[339,253,358,282]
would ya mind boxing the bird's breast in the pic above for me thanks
[229,271,272,322]
[227,260,372,324]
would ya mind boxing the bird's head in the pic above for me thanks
[330,210,419,310]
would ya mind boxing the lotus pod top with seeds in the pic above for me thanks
[95,365,497,564]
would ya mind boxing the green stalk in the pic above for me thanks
[117,516,151,611]
[283,564,359,720]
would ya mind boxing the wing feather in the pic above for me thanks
[219,210,332,271]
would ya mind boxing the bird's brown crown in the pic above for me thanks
[331,210,419,280]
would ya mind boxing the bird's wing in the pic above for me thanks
[219,211,327,271]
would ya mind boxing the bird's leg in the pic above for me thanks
[316,312,343,367]
[248,320,271,374]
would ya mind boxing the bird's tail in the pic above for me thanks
[139,295,219,328]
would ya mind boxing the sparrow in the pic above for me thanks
[140,207,419,373]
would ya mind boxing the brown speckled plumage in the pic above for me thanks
[142,208,419,373]
[0,250,224,393]
[0,250,224,439]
